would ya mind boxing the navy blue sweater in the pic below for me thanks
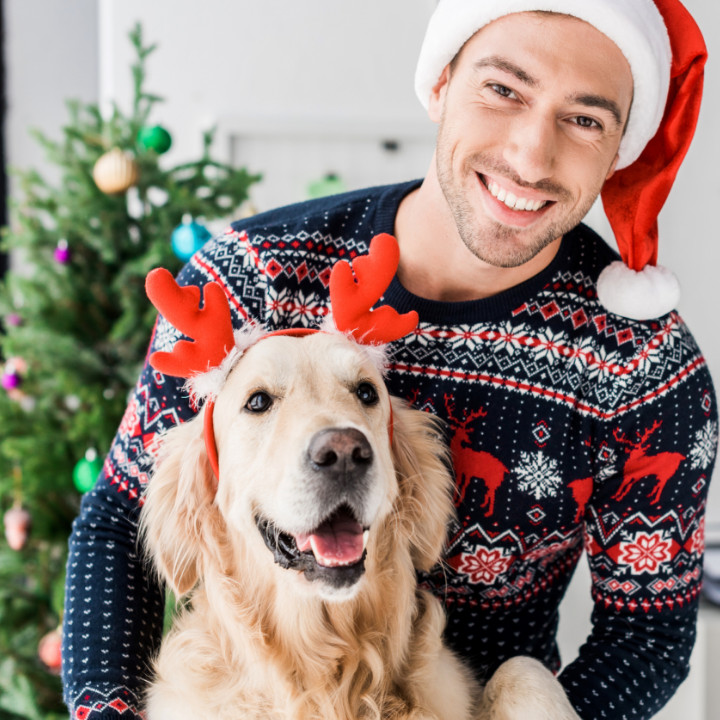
[63,181,717,719]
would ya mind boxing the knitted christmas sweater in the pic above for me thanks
[62,180,717,720]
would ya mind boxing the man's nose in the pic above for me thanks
[501,112,557,186]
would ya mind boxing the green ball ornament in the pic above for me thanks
[73,449,103,493]
[171,217,212,261]
[307,173,346,200]
[137,125,173,154]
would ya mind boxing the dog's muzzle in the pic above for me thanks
[256,428,374,588]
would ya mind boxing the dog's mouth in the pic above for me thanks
[256,504,369,588]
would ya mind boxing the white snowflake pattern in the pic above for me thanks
[265,287,325,327]
[595,444,619,482]
[490,320,530,357]
[153,317,182,354]
[689,420,718,470]
[532,328,566,363]
[565,336,598,374]
[585,345,623,381]
[515,450,563,499]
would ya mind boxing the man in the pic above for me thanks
[62,1,716,718]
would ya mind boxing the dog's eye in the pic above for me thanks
[245,392,273,413]
[356,382,379,406]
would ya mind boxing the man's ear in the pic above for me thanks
[428,65,451,124]
[605,153,620,181]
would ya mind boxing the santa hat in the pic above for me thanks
[415,0,707,320]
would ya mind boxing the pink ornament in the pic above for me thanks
[54,240,71,264]
[38,628,63,674]
[2,372,21,391]
[4,506,31,550]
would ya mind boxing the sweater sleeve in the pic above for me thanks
[61,230,266,718]
[559,314,717,719]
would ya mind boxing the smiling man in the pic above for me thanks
[62,2,716,720]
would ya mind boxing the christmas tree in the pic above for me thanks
[0,25,260,718]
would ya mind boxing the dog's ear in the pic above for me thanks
[390,397,455,572]
[140,408,218,597]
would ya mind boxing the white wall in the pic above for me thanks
[5,0,98,193]
[99,0,438,166]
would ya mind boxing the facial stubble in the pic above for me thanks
[435,119,607,269]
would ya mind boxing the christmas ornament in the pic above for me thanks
[64,395,82,412]
[171,215,212,261]
[73,448,103,493]
[38,628,63,674]
[2,357,27,395]
[54,239,71,264]
[92,148,140,194]
[137,124,172,154]
[4,505,31,550]
[1,370,21,391]
[307,173,346,200]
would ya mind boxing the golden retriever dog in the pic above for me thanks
[140,330,579,719]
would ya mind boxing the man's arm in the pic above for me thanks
[559,328,717,719]
[61,230,268,718]
[61,345,193,717]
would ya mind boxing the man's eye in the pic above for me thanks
[572,116,601,130]
[489,83,516,99]
[356,382,379,406]
[245,392,273,413]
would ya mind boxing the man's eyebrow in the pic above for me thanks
[566,93,624,127]
[473,56,539,87]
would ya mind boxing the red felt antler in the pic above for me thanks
[145,268,235,378]
[329,233,418,344]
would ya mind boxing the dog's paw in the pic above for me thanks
[477,657,580,720]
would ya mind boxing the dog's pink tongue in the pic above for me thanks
[294,514,364,568]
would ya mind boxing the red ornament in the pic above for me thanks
[38,628,63,674]
[4,505,31,550]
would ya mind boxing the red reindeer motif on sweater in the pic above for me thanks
[444,395,509,516]
[612,420,685,504]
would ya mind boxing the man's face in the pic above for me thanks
[429,12,634,268]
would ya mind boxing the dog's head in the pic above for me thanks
[140,330,454,603]
[214,331,397,598]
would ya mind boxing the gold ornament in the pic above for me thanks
[92,148,139,194]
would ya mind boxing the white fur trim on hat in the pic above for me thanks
[596,261,680,320]
[415,0,672,169]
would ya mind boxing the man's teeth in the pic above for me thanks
[486,179,548,212]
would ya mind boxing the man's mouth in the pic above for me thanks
[484,177,549,212]
[256,504,369,588]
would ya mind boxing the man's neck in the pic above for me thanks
[394,175,562,303]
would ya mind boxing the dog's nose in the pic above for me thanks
[307,428,373,480]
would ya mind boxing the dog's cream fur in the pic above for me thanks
[140,332,580,720]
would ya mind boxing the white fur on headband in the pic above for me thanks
[185,323,267,403]
[185,318,391,403]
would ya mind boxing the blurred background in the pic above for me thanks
[1,1,719,717]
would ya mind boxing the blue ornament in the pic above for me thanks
[171,218,212,261]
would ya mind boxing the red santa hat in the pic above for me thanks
[415,0,707,320]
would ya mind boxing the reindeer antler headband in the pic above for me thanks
[145,233,418,481]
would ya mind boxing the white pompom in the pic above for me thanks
[596,261,680,320]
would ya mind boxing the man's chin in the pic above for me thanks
[457,224,562,269]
